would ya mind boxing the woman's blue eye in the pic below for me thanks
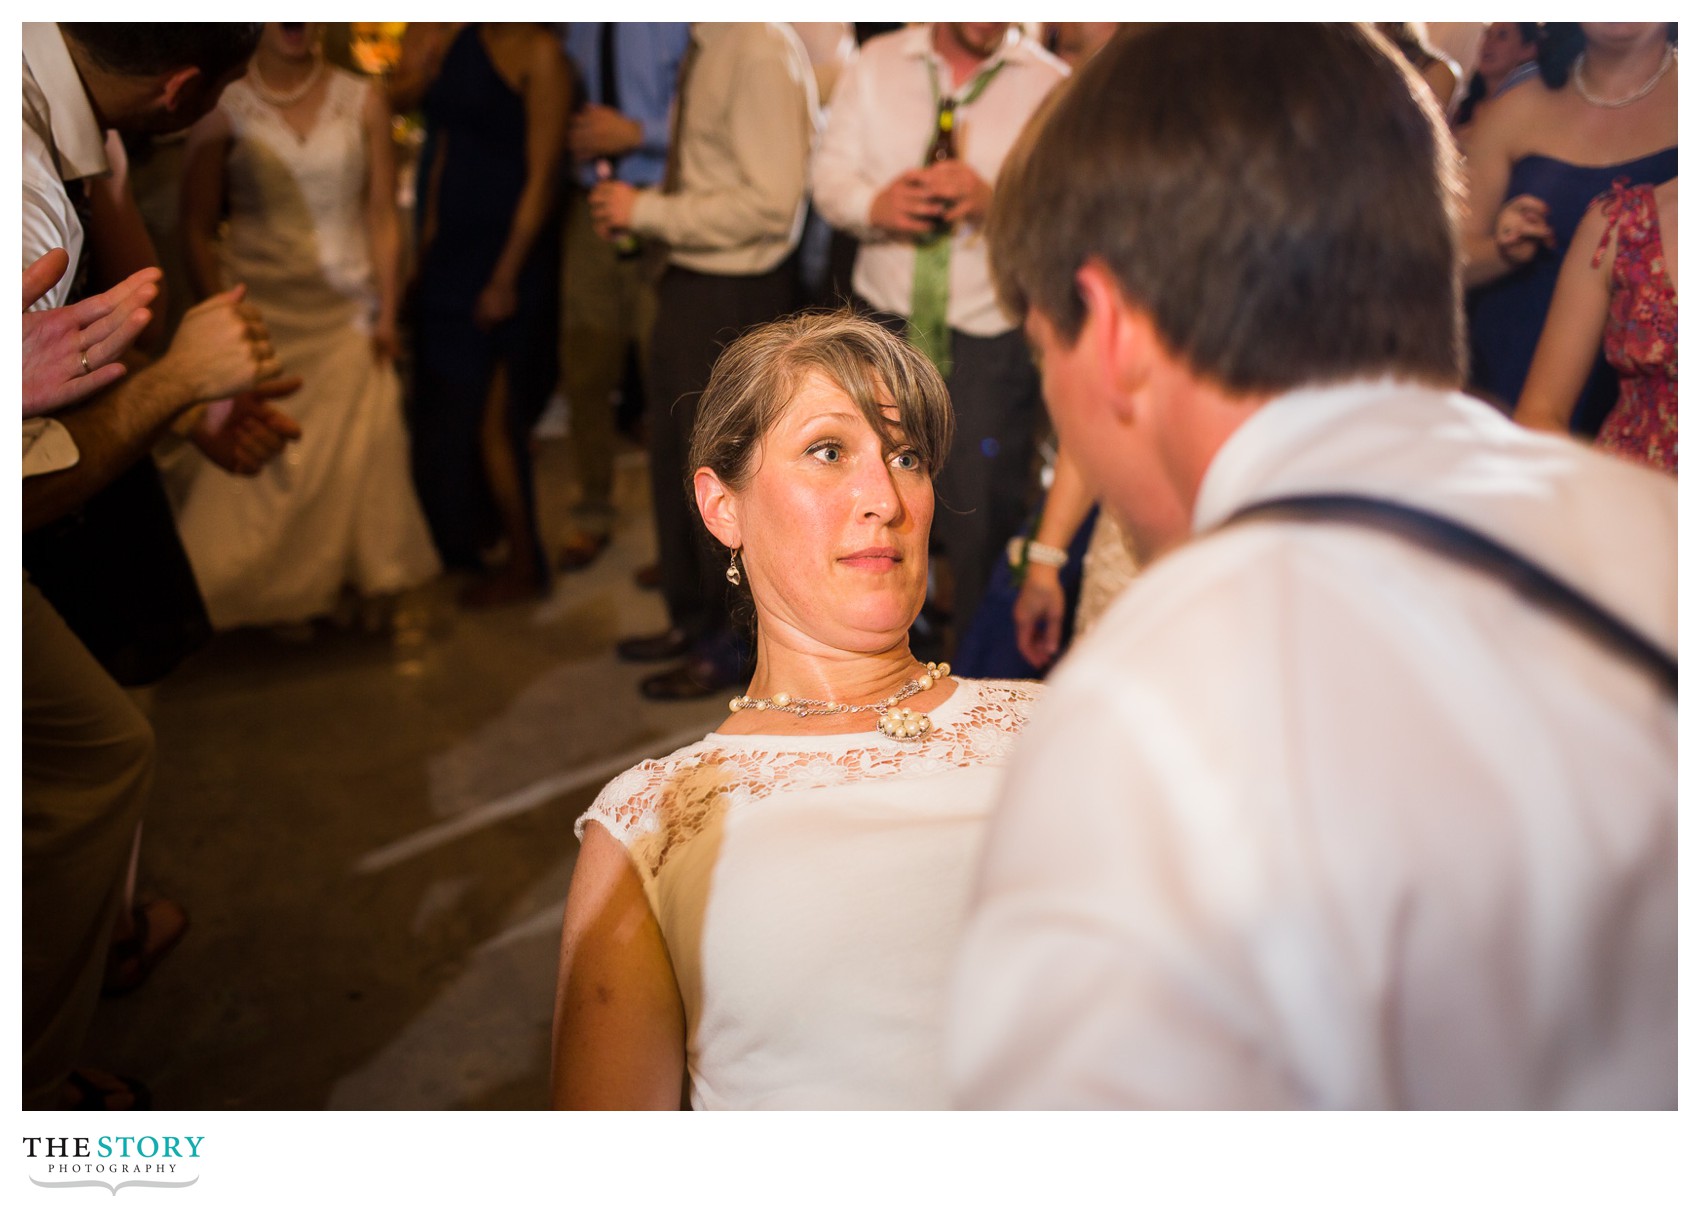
[809,443,842,463]
[891,450,922,472]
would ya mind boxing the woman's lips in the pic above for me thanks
[839,547,902,570]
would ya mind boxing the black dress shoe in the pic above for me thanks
[640,656,742,701]
[616,627,692,663]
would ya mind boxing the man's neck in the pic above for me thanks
[931,26,995,92]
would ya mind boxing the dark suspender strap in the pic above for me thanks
[1221,493,1676,697]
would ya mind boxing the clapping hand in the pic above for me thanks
[189,375,304,476]
[22,249,161,417]
[158,285,285,402]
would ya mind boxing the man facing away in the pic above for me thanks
[949,24,1675,1110]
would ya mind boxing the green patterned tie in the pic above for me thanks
[908,57,1005,380]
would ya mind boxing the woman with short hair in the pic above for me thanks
[550,311,1042,1109]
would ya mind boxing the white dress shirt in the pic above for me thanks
[950,380,1676,1109]
[22,22,109,478]
[810,25,1066,337]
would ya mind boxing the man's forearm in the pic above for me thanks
[22,360,197,532]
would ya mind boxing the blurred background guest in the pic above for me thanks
[391,23,572,607]
[591,22,818,701]
[1375,22,1463,115]
[551,22,688,574]
[1462,22,1676,431]
[1516,177,1677,472]
[810,22,1068,659]
[177,22,440,632]
[1453,21,1541,131]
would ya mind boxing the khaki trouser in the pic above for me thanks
[558,188,660,535]
[21,576,153,1107]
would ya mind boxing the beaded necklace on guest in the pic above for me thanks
[730,662,951,742]
[1572,43,1674,110]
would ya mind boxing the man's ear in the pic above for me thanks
[158,66,203,114]
[693,468,742,551]
[1076,260,1161,425]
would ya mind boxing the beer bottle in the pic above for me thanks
[597,158,641,261]
[923,98,958,234]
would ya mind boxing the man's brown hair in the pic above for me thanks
[989,23,1464,393]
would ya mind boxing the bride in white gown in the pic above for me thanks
[176,23,439,630]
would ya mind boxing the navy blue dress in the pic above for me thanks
[1466,146,1676,436]
[409,25,562,569]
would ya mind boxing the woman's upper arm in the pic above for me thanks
[361,84,399,214]
[551,821,687,1110]
[178,108,233,298]
[1459,101,1518,239]
[1514,200,1615,433]
[520,35,572,184]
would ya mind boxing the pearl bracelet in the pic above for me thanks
[1008,536,1069,571]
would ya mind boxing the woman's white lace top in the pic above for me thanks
[576,677,1042,1109]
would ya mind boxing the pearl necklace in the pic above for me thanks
[729,662,950,742]
[248,55,324,108]
[1572,44,1674,109]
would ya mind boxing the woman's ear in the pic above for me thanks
[693,467,742,550]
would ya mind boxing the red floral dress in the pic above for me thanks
[1594,181,1677,473]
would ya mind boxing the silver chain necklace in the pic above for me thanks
[248,55,324,108]
[729,662,950,742]
[1572,45,1674,109]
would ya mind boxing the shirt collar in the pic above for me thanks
[22,23,109,183]
[908,24,1026,80]
[1192,377,1426,532]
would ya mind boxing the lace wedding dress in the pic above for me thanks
[578,677,1043,1108]
[169,69,439,629]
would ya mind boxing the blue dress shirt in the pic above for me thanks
[560,22,691,190]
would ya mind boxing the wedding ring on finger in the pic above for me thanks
[80,351,91,375]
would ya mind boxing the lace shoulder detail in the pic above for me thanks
[323,67,371,124]
[574,678,1044,878]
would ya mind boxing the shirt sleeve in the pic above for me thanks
[807,47,881,239]
[947,666,1306,1109]
[629,35,813,252]
[22,417,81,479]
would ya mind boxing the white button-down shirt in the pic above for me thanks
[810,25,1066,337]
[22,22,109,478]
[950,380,1677,1109]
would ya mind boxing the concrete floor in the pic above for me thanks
[84,437,725,1109]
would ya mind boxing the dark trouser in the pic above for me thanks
[646,261,797,639]
[559,190,661,534]
[856,302,1043,623]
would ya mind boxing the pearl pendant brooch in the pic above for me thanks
[877,705,933,742]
